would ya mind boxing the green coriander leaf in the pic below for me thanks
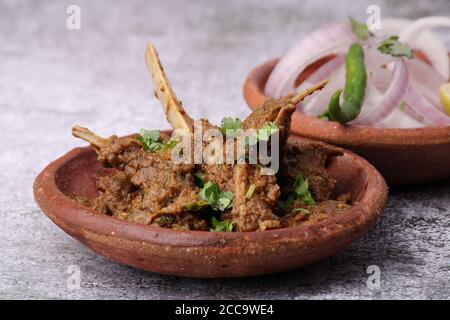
[137,129,161,152]
[184,201,210,211]
[216,191,234,211]
[245,184,256,199]
[199,181,220,204]
[293,175,315,205]
[193,171,205,187]
[210,216,234,232]
[136,135,147,147]
[219,117,243,138]
[217,198,231,211]
[245,122,278,146]
[258,122,278,142]
[137,129,178,152]
[158,215,173,226]
[138,138,163,152]
[199,181,234,211]
[378,36,413,59]
[163,139,178,150]
[350,18,372,40]
[140,129,160,141]
[244,134,258,146]
[292,208,311,214]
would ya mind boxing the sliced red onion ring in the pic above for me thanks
[407,59,447,107]
[364,45,396,70]
[265,22,356,97]
[352,58,409,126]
[370,67,393,92]
[399,16,450,80]
[403,85,450,125]
[296,55,344,93]
[402,103,429,125]
[353,78,383,121]
[378,109,425,128]
[366,77,427,126]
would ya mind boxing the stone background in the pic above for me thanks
[0,0,449,299]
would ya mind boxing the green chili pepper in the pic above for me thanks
[327,43,367,123]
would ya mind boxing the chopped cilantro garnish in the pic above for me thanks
[293,175,315,205]
[164,139,178,150]
[219,117,242,138]
[377,36,413,59]
[292,208,311,214]
[141,129,160,141]
[193,171,205,187]
[210,216,234,232]
[137,129,177,152]
[279,174,316,209]
[258,122,278,142]
[216,192,234,211]
[199,181,234,211]
[184,201,210,211]
[245,122,279,146]
[158,215,173,225]
[245,184,256,199]
[350,18,372,40]
[199,181,220,203]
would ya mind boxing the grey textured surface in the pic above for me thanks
[0,0,449,300]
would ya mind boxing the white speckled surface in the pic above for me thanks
[0,0,449,299]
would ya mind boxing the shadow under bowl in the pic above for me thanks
[243,58,450,185]
[34,134,387,278]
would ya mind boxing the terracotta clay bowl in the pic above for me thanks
[34,134,387,278]
[243,58,450,186]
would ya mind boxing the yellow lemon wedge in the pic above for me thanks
[439,83,450,116]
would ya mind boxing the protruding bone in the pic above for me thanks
[290,79,328,105]
[145,43,194,133]
[72,125,106,148]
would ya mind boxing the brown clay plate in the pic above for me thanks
[243,57,450,186]
[34,134,387,278]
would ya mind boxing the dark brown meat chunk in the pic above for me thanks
[279,140,342,202]
[93,171,137,217]
[91,170,209,230]
[231,165,281,231]
[227,97,297,231]
[124,150,198,215]
[229,98,297,231]
[93,135,201,221]
[201,163,234,191]
[96,135,143,169]
[188,118,235,192]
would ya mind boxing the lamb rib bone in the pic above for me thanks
[72,125,106,149]
[290,78,328,105]
[145,43,194,134]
